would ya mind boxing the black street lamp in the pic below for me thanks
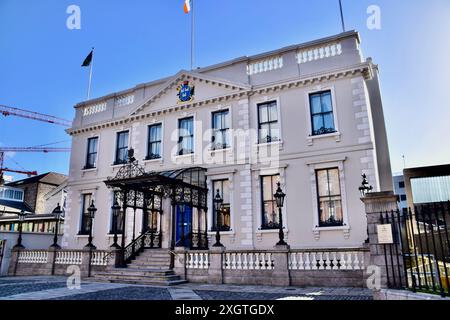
[85,200,97,249]
[111,200,121,249]
[274,182,287,246]
[359,174,373,244]
[50,203,63,249]
[14,210,28,249]
[359,174,373,197]
[213,189,224,247]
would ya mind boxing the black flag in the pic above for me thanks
[81,50,93,67]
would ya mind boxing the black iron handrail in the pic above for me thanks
[101,232,146,264]
[123,231,148,263]
[102,230,162,265]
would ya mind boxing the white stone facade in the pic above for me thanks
[63,31,392,251]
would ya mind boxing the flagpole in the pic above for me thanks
[339,0,346,32]
[87,47,94,100]
[191,0,195,70]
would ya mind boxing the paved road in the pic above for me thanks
[0,276,373,300]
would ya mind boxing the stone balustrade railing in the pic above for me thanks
[180,247,369,286]
[247,56,283,75]
[183,248,367,272]
[296,42,342,64]
[115,94,134,107]
[17,250,48,264]
[55,250,83,265]
[91,250,111,266]
[186,251,209,269]
[11,248,116,277]
[13,247,368,287]
[223,251,275,270]
[82,93,134,118]
[289,249,366,271]
[83,102,107,116]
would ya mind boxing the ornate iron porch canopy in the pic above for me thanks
[104,155,208,209]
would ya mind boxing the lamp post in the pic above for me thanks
[213,189,224,247]
[274,182,287,246]
[14,210,28,249]
[359,174,373,197]
[50,203,63,249]
[111,200,121,249]
[85,200,97,249]
[359,174,373,244]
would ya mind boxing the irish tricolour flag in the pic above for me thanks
[184,0,191,14]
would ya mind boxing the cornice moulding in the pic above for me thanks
[67,62,373,136]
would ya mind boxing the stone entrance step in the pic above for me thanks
[93,249,185,286]
[132,249,172,269]
[94,268,186,286]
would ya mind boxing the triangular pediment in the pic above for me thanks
[130,70,250,116]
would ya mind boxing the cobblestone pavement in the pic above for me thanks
[55,286,173,300]
[0,276,373,300]
[195,290,372,300]
[0,281,68,298]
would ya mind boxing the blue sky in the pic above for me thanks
[0,0,449,181]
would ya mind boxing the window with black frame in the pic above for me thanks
[178,117,194,155]
[212,179,231,231]
[115,131,129,164]
[258,101,279,143]
[110,191,124,234]
[146,123,162,160]
[212,110,230,150]
[84,137,98,169]
[309,90,336,136]
[79,193,92,235]
[316,168,344,227]
[261,175,280,229]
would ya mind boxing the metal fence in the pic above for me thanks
[380,202,450,297]
[0,240,5,272]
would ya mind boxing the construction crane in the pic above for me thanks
[0,105,72,127]
[0,152,37,185]
[0,148,71,185]
[0,104,72,184]
[0,147,71,153]
[0,153,37,176]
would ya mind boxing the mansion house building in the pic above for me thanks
[63,31,393,252]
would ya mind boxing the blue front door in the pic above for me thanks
[176,205,192,247]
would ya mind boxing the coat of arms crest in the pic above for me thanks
[177,81,195,103]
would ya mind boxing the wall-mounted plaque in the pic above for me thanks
[377,224,394,244]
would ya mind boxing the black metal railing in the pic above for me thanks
[380,202,450,297]
[123,230,162,263]
[0,239,5,270]
[123,232,146,263]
